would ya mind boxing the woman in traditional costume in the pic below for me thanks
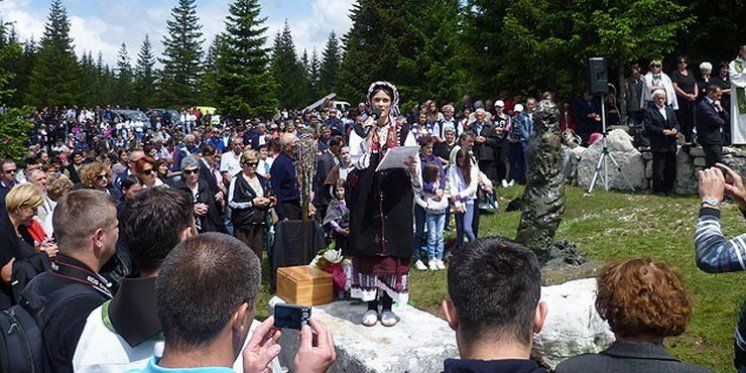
[346,81,421,327]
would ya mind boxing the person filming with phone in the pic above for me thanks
[131,232,336,373]
[695,163,746,371]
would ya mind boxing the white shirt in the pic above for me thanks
[73,304,281,373]
[220,150,242,180]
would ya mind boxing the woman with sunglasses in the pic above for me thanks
[76,162,122,200]
[642,59,678,111]
[135,156,165,189]
[228,149,274,261]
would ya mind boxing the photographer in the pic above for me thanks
[131,233,335,373]
[695,163,746,370]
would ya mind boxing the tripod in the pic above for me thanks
[587,92,636,193]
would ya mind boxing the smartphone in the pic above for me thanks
[273,303,311,330]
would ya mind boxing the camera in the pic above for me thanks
[273,303,311,330]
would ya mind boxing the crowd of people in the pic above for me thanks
[0,45,744,371]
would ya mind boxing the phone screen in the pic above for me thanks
[273,304,311,330]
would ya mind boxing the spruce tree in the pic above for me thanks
[26,0,80,107]
[115,43,134,107]
[159,0,204,107]
[319,31,341,95]
[270,21,310,109]
[78,51,99,107]
[198,35,222,106]
[7,35,32,107]
[134,34,157,109]
[214,0,278,119]
[309,48,320,98]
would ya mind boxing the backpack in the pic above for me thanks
[0,284,92,373]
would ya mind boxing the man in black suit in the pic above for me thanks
[468,108,499,181]
[696,85,730,167]
[644,89,680,195]
[313,136,342,223]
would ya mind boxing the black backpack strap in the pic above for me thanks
[24,284,97,328]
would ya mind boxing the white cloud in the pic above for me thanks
[0,0,354,66]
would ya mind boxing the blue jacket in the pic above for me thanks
[516,112,534,143]
[269,153,300,220]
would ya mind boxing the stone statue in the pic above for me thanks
[515,100,570,263]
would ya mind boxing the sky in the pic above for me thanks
[0,0,354,66]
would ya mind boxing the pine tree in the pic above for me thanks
[115,43,134,107]
[319,31,341,95]
[214,0,278,119]
[134,34,157,109]
[271,21,310,109]
[78,51,99,107]
[159,0,204,107]
[7,35,33,107]
[198,35,222,106]
[26,0,80,107]
[309,48,320,98]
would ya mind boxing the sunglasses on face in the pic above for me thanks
[96,173,109,180]
[183,169,199,175]
[142,169,155,175]
[242,162,258,167]
[3,169,16,174]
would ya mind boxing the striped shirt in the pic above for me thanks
[694,207,746,273]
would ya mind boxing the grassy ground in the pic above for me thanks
[257,185,743,372]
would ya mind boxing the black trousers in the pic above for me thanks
[478,160,496,182]
[676,99,695,143]
[702,143,723,168]
[652,152,676,194]
[495,144,508,182]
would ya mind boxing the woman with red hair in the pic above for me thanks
[555,258,706,372]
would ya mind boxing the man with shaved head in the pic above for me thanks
[270,133,301,220]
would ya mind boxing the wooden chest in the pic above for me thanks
[276,265,334,306]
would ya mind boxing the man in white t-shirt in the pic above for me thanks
[220,136,244,184]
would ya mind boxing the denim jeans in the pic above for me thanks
[455,202,476,248]
[413,205,426,261]
[425,212,446,261]
[508,142,526,184]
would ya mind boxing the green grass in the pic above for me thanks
[257,185,743,372]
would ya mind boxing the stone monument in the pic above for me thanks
[515,99,581,265]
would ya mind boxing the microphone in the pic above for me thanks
[362,108,382,135]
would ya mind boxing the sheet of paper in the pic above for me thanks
[375,146,420,172]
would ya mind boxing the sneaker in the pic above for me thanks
[414,260,428,271]
[508,179,516,186]
[380,310,399,327]
[501,179,509,188]
[436,259,446,270]
[362,310,378,327]
[428,260,438,271]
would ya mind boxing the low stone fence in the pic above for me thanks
[564,129,746,194]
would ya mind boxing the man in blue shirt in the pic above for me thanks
[132,233,336,373]
[270,133,302,221]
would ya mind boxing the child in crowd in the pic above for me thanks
[323,179,350,251]
[414,162,449,270]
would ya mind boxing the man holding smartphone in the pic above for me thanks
[695,163,746,371]
[131,233,336,373]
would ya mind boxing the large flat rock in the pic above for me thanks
[577,129,645,191]
[269,297,458,373]
[533,278,614,368]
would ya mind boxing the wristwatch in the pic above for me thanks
[701,197,720,208]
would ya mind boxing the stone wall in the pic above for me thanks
[566,129,746,195]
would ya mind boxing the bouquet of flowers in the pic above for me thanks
[311,242,351,298]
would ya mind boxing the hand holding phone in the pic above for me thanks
[273,304,311,330]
